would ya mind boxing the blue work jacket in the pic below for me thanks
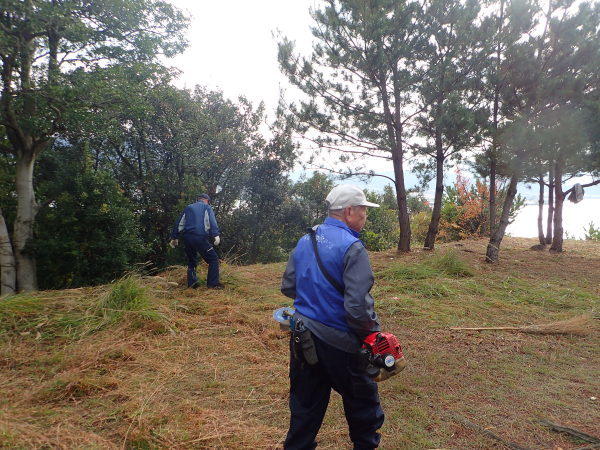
[170,201,220,239]
[282,217,381,352]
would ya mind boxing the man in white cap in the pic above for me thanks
[281,184,384,449]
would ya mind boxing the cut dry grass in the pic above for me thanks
[1,237,599,449]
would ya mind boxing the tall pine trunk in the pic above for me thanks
[550,159,564,252]
[392,148,411,252]
[0,207,16,296]
[489,0,504,237]
[537,176,545,245]
[424,138,444,250]
[545,166,554,245]
[489,158,497,236]
[380,76,410,253]
[486,175,518,263]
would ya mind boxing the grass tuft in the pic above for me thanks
[90,275,163,333]
[426,249,474,277]
[96,275,153,316]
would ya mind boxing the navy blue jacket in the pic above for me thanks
[170,201,220,239]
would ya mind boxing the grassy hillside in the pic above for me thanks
[1,238,599,449]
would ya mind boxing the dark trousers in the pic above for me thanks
[182,234,220,287]
[284,334,384,450]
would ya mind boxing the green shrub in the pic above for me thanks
[584,222,600,241]
[410,211,432,244]
[33,144,146,289]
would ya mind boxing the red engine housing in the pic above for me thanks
[362,332,404,363]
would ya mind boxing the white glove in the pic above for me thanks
[169,239,178,248]
[213,236,220,246]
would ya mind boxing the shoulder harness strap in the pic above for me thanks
[307,227,344,295]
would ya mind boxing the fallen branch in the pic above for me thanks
[450,315,597,336]
[538,419,600,444]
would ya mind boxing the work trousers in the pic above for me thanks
[182,234,220,287]
[284,333,384,450]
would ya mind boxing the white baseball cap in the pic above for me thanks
[325,185,380,210]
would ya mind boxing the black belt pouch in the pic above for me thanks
[292,326,319,365]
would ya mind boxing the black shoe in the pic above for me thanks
[208,283,225,290]
[190,282,200,289]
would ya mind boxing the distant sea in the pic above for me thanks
[507,198,600,240]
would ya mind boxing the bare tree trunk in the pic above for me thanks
[13,153,39,291]
[537,176,545,245]
[489,157,497,236]
[0,207,16,296]
[424,143,444,250]
[486,175,518,263]
[545,166,554,245]
[379,69,410,253]
[1,26,39,292]
[489,0,504,237]
[550,160,564,252]
[392,148,411,252]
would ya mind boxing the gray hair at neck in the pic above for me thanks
[328,208,346,219]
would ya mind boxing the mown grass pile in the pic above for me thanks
[0,274,164,342]
[0,237,598,449]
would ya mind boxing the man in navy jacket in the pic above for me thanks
[170,193,223,289]
[281,184,383,449]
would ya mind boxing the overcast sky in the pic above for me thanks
[168,0,316,114]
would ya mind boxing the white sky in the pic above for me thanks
[168,0,317,115]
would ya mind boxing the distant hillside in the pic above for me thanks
[1,238,598,449]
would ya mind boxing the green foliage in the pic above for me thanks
[584,222,600,241]
[33,144,146,289]
[407,190,432,216]
[0,156,15,221]
[291,172,334,229]
[360,190,400,251]
[411,211,433,244]
[220,117,297,264]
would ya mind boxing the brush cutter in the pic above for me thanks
[273,308,407,381]
[360,332,407,382]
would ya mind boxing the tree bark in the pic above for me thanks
[489,157,497,236]
[424,138,444,250]
[486,175,518,263]
[545,166,554,245]
[550,159,564,252]
[13,152,39,291]
[392,147,411,252]
[379,67,410,253]
[537,176,545,245]
[489,0,504,237]
[0,207,16,296]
